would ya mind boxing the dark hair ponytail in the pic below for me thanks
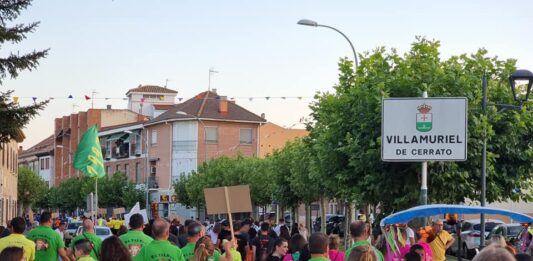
[270,238,287,256]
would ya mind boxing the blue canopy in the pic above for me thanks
[380,204,533,226]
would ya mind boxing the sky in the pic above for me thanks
[5,0,533,148]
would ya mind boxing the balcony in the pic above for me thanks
[130,143,142,156]
[148,176,159,189]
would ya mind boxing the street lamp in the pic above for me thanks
[509,69,533,104]
[297,19,358,73]
[479,69,532,248]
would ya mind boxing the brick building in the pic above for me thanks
[98,121,147,184]
[259,122,308,158]
[53,108,147,185]
[0,131,24,226]
[126,85,178,118]
[18,135,55,187]
[144,90,266,218]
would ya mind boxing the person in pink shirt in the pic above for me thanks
[328,235,345,261]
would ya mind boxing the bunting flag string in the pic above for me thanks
[9,95,314,103]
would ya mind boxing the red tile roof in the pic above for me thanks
[126,85,178,95]
[19,134,54,157]
[147,91,266,124]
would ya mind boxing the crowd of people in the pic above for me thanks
[0,212,531,261]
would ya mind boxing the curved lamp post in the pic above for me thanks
[479,69,533,248]
[297,19,358,73]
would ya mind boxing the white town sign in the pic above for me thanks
[381,98,468,161]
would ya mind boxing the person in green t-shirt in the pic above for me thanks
[307,232,329,261]
[344,221,384,261]
[73,238,97,261]
[68,219,103,261]
[26,211,71,261]
[134,218,185,261]
[182,221,205,261]
[119,213,153,257]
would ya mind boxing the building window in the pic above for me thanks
[205,127,218,144]
[124,164,130,178]
[135,163,141,183]
[151,130,158,145]
[116,165,120,174]
[40,158,45,170]
[240,128,253,144]
[45,158,50,169]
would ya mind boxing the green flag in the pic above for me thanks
[73,125,105,178]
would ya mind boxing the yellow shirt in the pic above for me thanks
[429,230,453,261]
[0,233,36,261]
[113,220,123,230]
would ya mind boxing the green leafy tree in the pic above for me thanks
[309,37,533,213]
[0,0,48,144]
[174,174,193,207]
[17,167,48,211]
[177,155,274,210]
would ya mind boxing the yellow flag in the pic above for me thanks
[13,96,19,103]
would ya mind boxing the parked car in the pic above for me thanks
[326,215,346,236]
[76,225,113,241]
[314,214,347,235]
[450,219,504,259]
[66,221,82,238]
[485,223,522,246]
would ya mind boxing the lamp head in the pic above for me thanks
[509,69,533,103]
[297,19,318,27]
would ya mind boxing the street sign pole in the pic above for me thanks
[421,91,428,226]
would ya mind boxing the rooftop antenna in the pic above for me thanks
[91,89,98,109]
[164,78,169,88]
[208,67,219,92]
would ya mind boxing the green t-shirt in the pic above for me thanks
[26,225,65,261]
[69,232,103,261]
[119,230,154,257]
[344,240,384,261]
[134,239,185,261]
[181,242,196,261]
[78,256,97,261]
[211,249,222,261]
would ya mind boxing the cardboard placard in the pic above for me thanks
[113,208,126,215]
[98,208,107,215]
[204,185,252,215]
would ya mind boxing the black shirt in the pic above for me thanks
[235,232,250,261]
[268,255,283,261]
[251,234,272,261]
[178,234,188,248]
[218,229,232,249]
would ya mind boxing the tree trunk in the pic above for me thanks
[344,202,351,250]
[320,197,327,233]
[292,206,298,229]
[305,203,312,235]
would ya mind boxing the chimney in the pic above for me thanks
[212,88,217,94]
[106,105,112,110]
[261,113,265,119]
[219,96,228,113]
